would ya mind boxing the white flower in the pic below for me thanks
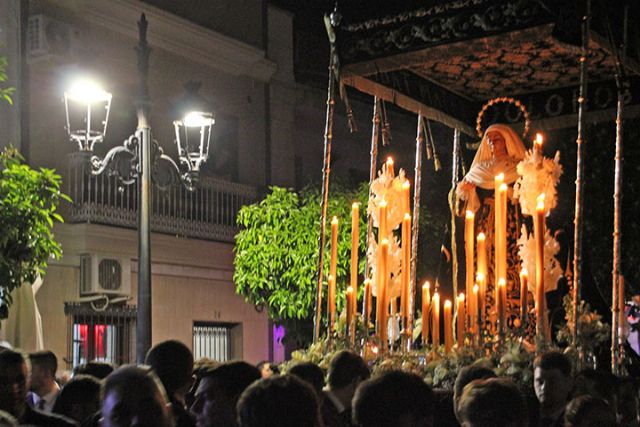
[517,225,563,293]
[513,150,563,216]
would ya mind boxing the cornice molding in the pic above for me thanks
[82,0,276,82]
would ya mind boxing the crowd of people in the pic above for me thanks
[0,341,638,426]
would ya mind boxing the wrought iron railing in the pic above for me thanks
[66,152,257,242]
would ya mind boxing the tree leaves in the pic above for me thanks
[0,147,68,318]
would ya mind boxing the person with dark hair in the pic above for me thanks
[101,364,173,427]
[256,361,274,379]
[618,376,640,427]
[324,351,370,427]
[51,374,100,425]
[0,350,75,427]
[452,364,496,422]
[28,350,60,413]
[564,395,617,427]
[72,361,115,380]
[457,378,527,427]
[289,362,325,395]
[533,351,573,427]
[237,374,321,427]
[190,361,261,427]
[146,340,196,427]
[352,370,434,427]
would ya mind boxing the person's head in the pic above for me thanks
[457,378,527,427]
[100,365,172,427]
[352,370,435,427]
[29,350,57,395]
[617,376,639,426]
[52,374,101,424]
[473,124,527,165]
[327,351,370,392]
[453,365,496,421]
[288,362,325,395]
[237,374,320,427]
[0,350,29,418]
[256,361,273,379]
[533,351,573,411]
[573,369,617,404]
[190,361,261,427]
[145,340,194,402]
[564,395,617,427]
[73,361,115,380]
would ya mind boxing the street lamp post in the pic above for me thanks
[63,14,214,363]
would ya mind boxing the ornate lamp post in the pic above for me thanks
[63,14,214,363]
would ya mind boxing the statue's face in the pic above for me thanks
[486,131,508,159]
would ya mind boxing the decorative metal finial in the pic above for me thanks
[330,1,342,27]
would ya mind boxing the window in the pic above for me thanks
[65,303,136,369]
[192,321,241,362]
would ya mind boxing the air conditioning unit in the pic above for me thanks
[27,14,79,61]
[80,254,131,297]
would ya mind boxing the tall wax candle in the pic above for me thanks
[364,279,372,326]
[346,286,354,339]
[444,299,453,353]
[534,194,546,337]
[520,269,528,327]
[432,292,440,348]
[402,181,411,215]
[378,200,388,244]
[401,214,411,321]
[386,157,395,177]
[498,183,508,282]
[476,233,487,321]
[457,293,465,348]
[330,216,338,281]
[422,281,430,346]
[534,133,544,163]
[472,284,479,335]
[351,203,359,301]
[476,272,486,326]
[494,174,504,288]
[497,278,506,332]
[377,239,389,349]
[328,275,336,331]
[465,210,475,320]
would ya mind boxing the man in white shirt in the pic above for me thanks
[28,351,60,413]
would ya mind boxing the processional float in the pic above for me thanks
[310,0,638,374]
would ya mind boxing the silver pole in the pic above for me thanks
[572,0,591,349]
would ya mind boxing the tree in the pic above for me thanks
[234,182,445,346]
[0,55,15,105]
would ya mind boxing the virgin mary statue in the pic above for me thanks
[455,124,527,330]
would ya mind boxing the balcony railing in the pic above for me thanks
[66,152,257,242]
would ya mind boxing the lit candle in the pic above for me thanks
[444,299,453,353]
[328,274,336,331]
[351,203,359,302]
[535,133,544,158]
[364,278,372,327]
[465,210,475,322]
[346,286,354,340]
[472,284,479,336]
[534,194,545,338]
[520,269,528,327]
[386,157,394,177]
[497,278,506,333]
[432,292,440,348]
[378,200,387,244]
[494,174,504,290]
[402,180,411,215]
[457,293,465,348]
[476,272,486,326]
[330,216,339,281]
[401,214,411,323]
[476,233,487,323]
[377,239,389,350]
[498,183,508,282]
[422,281,430,346]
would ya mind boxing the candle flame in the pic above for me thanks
[466,210,474,219]
[444,299,452,308]
[521,268,528,277]
[537,193,545,211]
[423,281,430,290]
[476,272,485,281]
[352,202,359,209]
[331,216,338,224]
[379,199,387,207]
[458,293,465,301]
[381,238,389,246]
[404,213,411,220]
[536,133,543,146]
[477,232,486,241]
[347,286,354,294]
[495,173,504,182]
[371,345,379,354]
[499,183,507,192]
[403,181,410,189]
[473,284,479,293]
[328,275,334,281]
[498,278,506,287]
[386,157,394,165]
[364,278,371,285]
